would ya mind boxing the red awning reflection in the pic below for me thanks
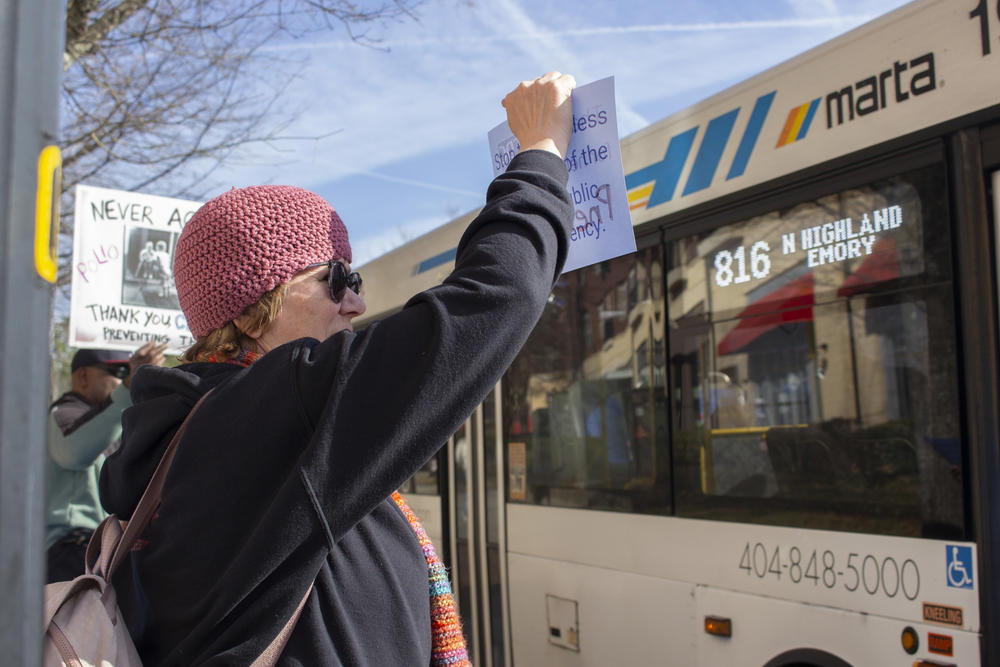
[836,237,900,297]
[717,273,814,356]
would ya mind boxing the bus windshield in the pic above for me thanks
[667,160,964,539]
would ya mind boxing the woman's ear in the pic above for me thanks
[233,314,262,340]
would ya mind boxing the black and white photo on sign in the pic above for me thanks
[121,227,180,310]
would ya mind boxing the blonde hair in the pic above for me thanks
[183,283,289,362]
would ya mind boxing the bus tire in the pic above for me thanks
[763,648,852,667]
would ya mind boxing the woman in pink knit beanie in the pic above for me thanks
[173,182,362,363]
[99,72,576,666]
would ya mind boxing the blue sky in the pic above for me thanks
[206,0,912,266]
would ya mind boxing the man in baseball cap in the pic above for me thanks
[45,342,167,583]
[69,348,131,378]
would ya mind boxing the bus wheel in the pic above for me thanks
[763,648,852,667]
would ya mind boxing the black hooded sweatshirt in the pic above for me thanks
[99,150,572,666]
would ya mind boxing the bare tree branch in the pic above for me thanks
[64,0,146,69]
[57,0,421,287]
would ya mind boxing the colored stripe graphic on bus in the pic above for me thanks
[727,91,775,179]
[626,183,654,211]
[682,109,739,196]
[776,98,820,147]
[626,91,776,210]
[417,247,458,274]
[625,127,697,210]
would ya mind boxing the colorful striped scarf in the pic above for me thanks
[391,492,471,666]
[210,348,471,666]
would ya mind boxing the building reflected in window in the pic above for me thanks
[503,247,670,514]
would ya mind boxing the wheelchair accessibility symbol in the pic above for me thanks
[946,545,974,589]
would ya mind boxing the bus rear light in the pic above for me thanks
[900,626,918,654]
[704,616,731,638]
[912,661,956,667]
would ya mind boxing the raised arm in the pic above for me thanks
[294,73,578,540]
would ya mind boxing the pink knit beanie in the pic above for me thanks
[174,185,352,339]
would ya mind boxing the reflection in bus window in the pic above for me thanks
[667,163,964,538]
[503,248,670,514]
[399,454,441,495]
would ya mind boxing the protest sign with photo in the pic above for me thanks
[69,184,201,354]
[488,76,636,273]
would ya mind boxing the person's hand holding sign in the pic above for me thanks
[502,71,576,159]
[124,341,168,388]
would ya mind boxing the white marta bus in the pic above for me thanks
[359,1,1000,664]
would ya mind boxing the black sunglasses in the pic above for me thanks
[102,364,130,379]
[305,259,362,303]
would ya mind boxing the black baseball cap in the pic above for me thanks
[70,349,131,377]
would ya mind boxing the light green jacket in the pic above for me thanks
[45,383,131,548]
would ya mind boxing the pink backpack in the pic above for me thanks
[43,516,144,666]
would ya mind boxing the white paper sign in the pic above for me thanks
[488,76,636,273]
[69,184,201,354]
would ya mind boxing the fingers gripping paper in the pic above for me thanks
[488,77,636,273]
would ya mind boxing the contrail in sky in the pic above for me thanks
[262,16,878,51]
[347,170,482,198]
[486,0,652,129]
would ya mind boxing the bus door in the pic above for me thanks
[448,384,511,667]
[993,167,1000,334]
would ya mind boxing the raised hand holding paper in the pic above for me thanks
[489,76,636,273]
